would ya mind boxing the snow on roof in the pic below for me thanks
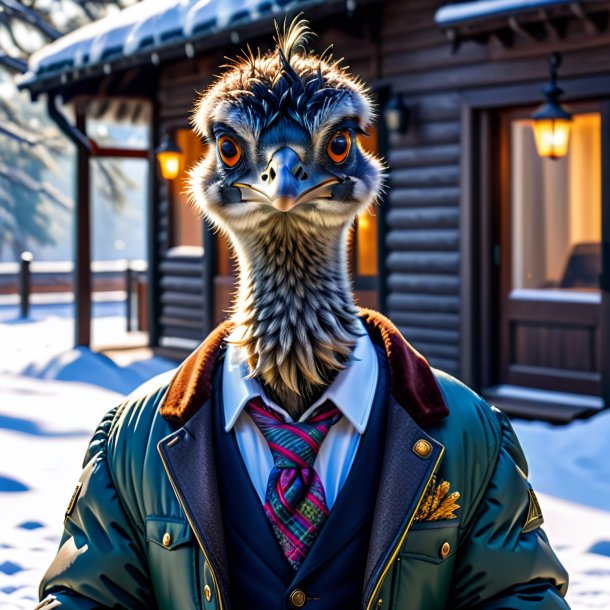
[434,0,574,27]
[19,0,333,92]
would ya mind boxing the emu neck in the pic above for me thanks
[228,214,361,418]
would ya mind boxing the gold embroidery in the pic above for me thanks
[522,488,544,533]
[64,482,82,523]
[414,476,460,522]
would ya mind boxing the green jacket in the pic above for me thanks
[38,310,569,610]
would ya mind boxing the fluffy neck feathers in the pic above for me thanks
[228,214,361,417]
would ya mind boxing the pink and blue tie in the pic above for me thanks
[245,396,343,570]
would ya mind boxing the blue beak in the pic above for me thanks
[233,146,340,212]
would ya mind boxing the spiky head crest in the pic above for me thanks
[191,16,375,144]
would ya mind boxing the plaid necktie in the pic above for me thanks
[245,396,343,570]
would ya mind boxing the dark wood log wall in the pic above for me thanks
[348,0,610,379]
[153,0,610,373]
[155,57,217,353]
[320,3,464,375]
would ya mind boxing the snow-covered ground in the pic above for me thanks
[1,305,609,609]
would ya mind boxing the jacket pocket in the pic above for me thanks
[398,521,460,565]
[145,515,192,551]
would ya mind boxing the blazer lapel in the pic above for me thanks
[215,415,294,580]
[158,400,231,610]
[362,395,444,610]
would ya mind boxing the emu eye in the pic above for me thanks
[218,135,241,167]
[327,130,352,164]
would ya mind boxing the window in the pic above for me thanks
[511,112,601,295]
[170,128,208,248]
[352,128,379,309]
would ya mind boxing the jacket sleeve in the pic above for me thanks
[38,405,156,610]
[451,407,570,609]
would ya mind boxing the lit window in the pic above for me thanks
[170,129,208,248]
[511,113,601,294]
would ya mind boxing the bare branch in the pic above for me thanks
[0,94,25,123]
[0,119,46,145]
[0,51,26,73]
[0,162,72,209]
[94,160,127,209]
[0,17,37,59]
[0,0,62,41]
[71,0,97,22]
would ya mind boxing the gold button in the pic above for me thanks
[289,589,307,608]
[162,532,172,548]
[440,541,451,559]
[204,584,212,602]
[413,439,432,458]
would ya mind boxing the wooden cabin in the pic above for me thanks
[20,0,610,421]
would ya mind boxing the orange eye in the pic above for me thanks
[218,135,241,167]
[327,130,352,164]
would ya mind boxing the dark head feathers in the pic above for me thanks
[192,15,374,140]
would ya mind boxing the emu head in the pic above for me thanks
[189,18,384,235]
[188,18,385,415]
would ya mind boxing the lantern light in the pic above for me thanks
[531,53,572,160]
[383,92,409,135]
[155,133,183,180]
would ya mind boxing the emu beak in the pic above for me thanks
[233,146,340,212]
[273,196,298,212]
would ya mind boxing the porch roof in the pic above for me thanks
[434,0,609,43]
[18,0,344,96]
[435,0,574,27]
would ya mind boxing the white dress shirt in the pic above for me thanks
[222,320,379,509]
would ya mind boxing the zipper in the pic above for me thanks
[159,446,224,610]
[364,446,445,610]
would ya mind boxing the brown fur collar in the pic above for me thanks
[159,308,449,426]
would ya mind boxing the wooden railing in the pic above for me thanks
[0,255,148,330]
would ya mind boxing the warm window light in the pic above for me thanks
[356,207,377,276]
[532,119,571,159]
[155,133,183,180]
[357,210,371,230]
[531,53,572,160]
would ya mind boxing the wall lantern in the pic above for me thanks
[531,53,572,160]
[383,92,409,135]
[155,133,183,180]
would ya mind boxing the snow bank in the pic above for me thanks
[22,346,174,395]
[0,376,124,610]
[513,411,610,512]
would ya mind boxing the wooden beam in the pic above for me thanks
[147,97,161,348]
[93,147,149,158]
[508,16,547,41]
[74,109,91,347]
[570,2,601,34]
[202,218,216,337]
[601,99,610,409]
[491,27,515,48]
[375,85,391,315]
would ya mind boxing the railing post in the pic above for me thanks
[126,261,133,332]
[19,251,33,319]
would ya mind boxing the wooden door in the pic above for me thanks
[496,104,603,397]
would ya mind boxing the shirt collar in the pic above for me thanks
[222,319,379,434]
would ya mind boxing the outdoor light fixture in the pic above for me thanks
[383,92,409,135]
[155,133,183,180]
[531,53,572,160]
